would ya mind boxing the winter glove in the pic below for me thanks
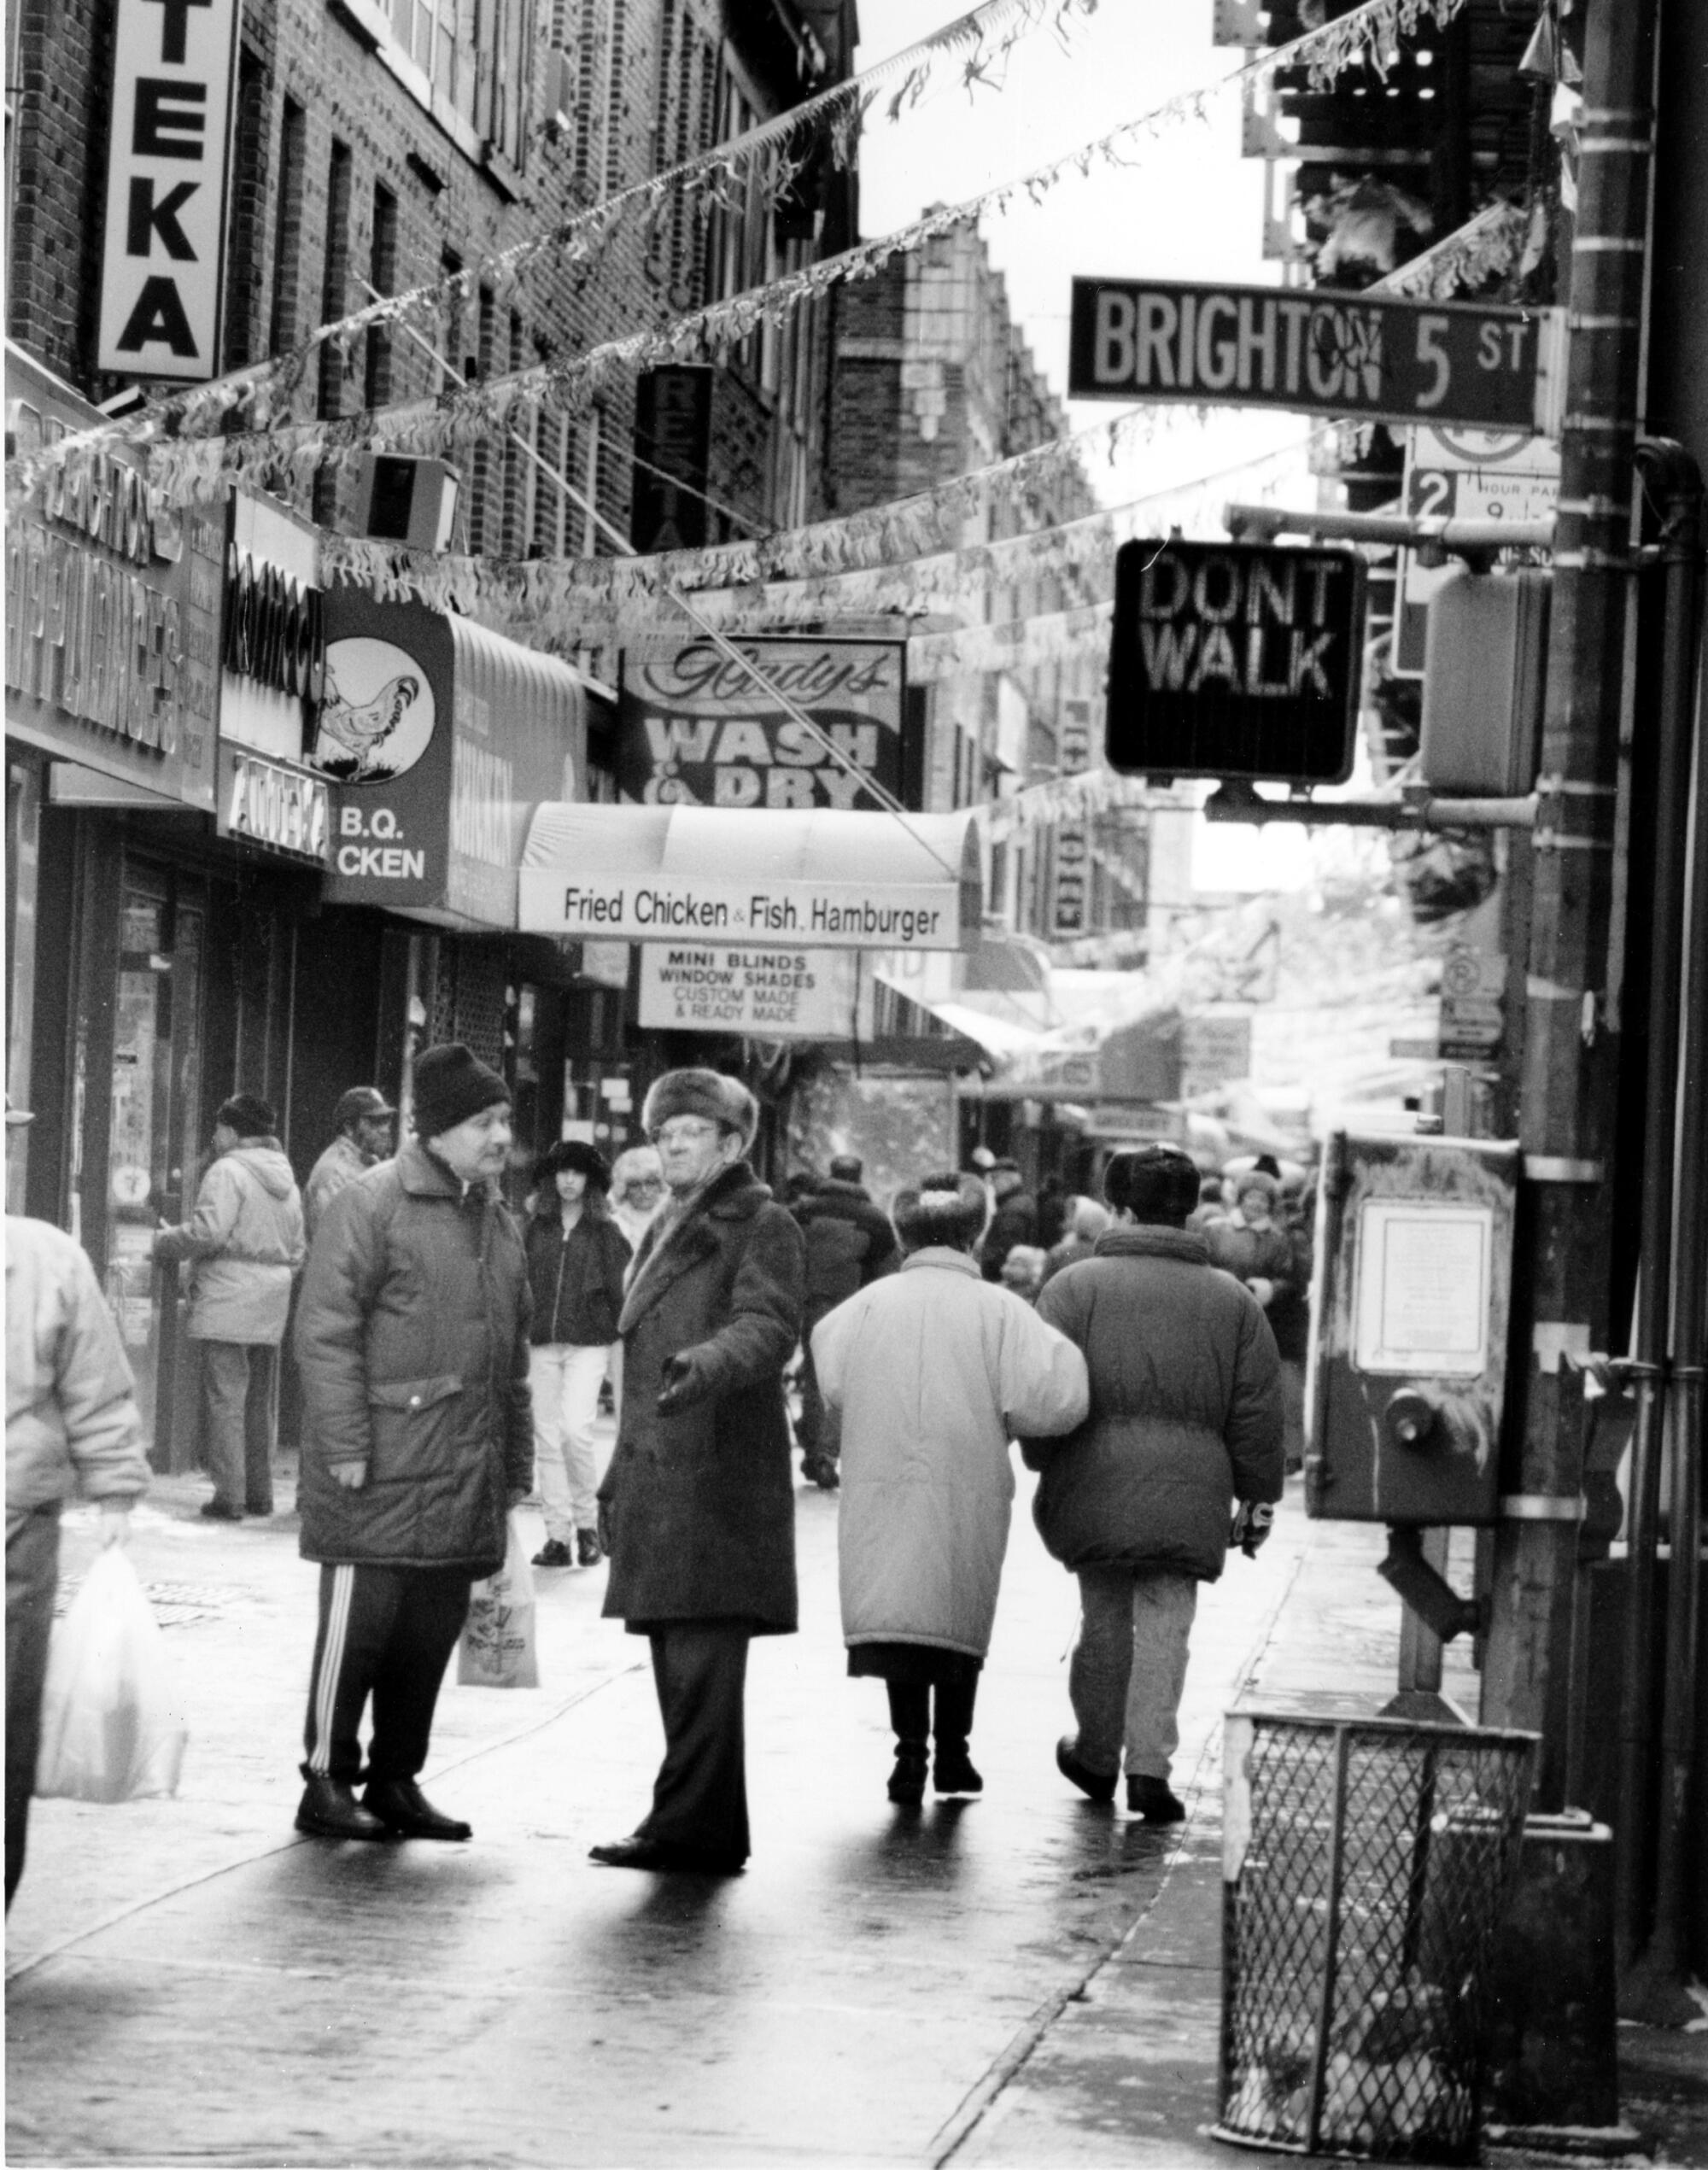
[657,1349,716,1417]
[1231,1500,1276,1559]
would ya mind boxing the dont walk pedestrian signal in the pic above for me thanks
[1107,540,1364,785]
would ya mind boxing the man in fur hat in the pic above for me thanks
[590,1067,804,1875]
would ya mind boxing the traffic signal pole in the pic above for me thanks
[1478,0,1656,1810]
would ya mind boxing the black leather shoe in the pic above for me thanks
[801,1456,839,1490]
[532,1538,573,1568]
[887,1745,928,1806]
[933,1747,984,1797]
[363,1778,472,1841]
[575,1529,603,1568]
[199,1500,243,1521]
[1127,1775,1186,1823]
[1056,1735,1118,1804]
[295,1775,387,1841]
[588,1833,745,1875]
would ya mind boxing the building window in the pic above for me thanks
[354,0,528,172]
[266,97,307,355]
[365,184,398,410]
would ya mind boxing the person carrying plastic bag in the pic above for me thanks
[6,1096,152,1906]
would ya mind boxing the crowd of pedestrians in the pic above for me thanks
[6,1056,1300,1899]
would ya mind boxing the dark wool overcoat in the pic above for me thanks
[295,1140,532,1576]
[600,1161,804,1634]
[1022,1225,1284,1583]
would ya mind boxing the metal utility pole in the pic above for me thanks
[1478,0,1656,1804]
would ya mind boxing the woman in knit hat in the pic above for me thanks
[1204,1166,1296,1312]
[523,1141,631,1570]
[812,1174,1089,1806]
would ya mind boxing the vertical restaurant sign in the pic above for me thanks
[97,0,241,380]
[631,367,713,553]
[3,346,218,807]
[1049,695,1097,939]
[617,635,909,811]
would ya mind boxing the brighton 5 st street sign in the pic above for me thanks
[1068,278,1560,434]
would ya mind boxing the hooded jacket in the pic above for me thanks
[293,1139,532,1575]
[599,1161,803,1633]
[6,1217,150,1513]
[813,1249,1088,1660]
[1023,1224,1284,1582]
[155,1138,305,1344]
[793,1177,899,1310]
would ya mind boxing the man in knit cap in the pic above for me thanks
[291,1042,533,1845]
[590,1067,804,1875]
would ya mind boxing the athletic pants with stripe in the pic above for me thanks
[301,1564,472,1785]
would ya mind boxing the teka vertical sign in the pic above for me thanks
[97,0,241,381]
[1107,539,1363,786]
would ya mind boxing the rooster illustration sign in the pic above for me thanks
[311,637,436,781]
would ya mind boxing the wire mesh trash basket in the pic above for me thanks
[1214,1710,1536,2162]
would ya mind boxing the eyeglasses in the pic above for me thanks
[650,1119,719,1148]
[623,1176,664,1192]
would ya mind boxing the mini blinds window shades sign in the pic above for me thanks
[97,0,241,381]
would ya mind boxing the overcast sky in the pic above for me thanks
[851,1,1325,892]
[851,0,1314,502]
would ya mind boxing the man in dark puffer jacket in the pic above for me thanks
[792,1153,898,1489]
[293,1043,532,1845]
[1023,1144,1283,1823]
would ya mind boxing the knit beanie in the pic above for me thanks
[217,1092,278,1139]
[641,1067,758,1149]
[892,1173,989,1253]
[412,1043,510,1138]
[1104,1144,1201,1225]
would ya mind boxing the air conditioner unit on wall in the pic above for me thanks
[352,454,459,553]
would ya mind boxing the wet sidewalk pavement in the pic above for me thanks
[7,1454,1702,2167]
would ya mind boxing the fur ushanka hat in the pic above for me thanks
[892,1172,990,1252]
[641,1067,759,1149]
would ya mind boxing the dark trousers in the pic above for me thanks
[886,1676,978,1754]
[640,1622,752,1862]
[6,1504,61,1907]
[796,1303,841,1463]
[200,1341,278,1514]
[301,1563,472,1787]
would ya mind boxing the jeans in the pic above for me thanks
[529,1342,609,1540]
[199,1341,278,1513]
[1068,1565,1199,1781]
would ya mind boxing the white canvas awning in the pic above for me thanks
[518,804,980,952]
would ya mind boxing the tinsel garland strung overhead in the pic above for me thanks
[8,0,1465,508]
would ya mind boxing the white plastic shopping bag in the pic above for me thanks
[35,1545,188,1802]
[458,1513,539,1688]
